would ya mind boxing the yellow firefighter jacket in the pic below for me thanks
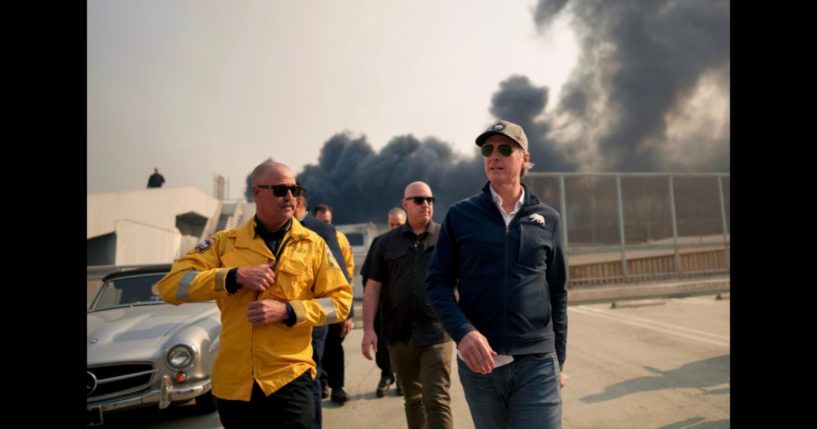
[157,217,352,400]
[336,230,355,281]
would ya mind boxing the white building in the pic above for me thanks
[87,186,249,266]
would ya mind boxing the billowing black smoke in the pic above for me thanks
[296,133,484,224]
[534,0,730,171]
[489,75,577,172]
[250,1,729,222]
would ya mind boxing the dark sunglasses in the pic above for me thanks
[256,184,304,197]
[405,196,435,205]
[481,144,514,157]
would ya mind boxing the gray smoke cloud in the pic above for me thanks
[535,0,730,171]
[252,1,729,223]
[489,75,577,172]
[534,0,570,30]
[294,75,578,224]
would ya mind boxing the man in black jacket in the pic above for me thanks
[426,120,567,429]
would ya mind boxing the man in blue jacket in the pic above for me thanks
[293,187,350,429]
[426,119,567,429]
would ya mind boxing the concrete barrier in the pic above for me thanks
[568,276,730,305]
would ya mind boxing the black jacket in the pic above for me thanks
[368,221,449,346]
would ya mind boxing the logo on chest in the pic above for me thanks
[528,213,546,227]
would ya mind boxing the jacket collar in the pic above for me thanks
[254,216,291,239]
[230,216,312,255]
[396,220,440,250]
[480,181,540,207]
[397,220,438,237]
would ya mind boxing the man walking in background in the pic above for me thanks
[293,190,350,428]
[313,204,355,405]
[362,182,454,429]
[361,207,407,397]
[387,207,406,229]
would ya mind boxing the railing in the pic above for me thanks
[526,172,729,287]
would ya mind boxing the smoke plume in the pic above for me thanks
[535,0,730,171]
[252,1,729,223]
[296,133,484,224]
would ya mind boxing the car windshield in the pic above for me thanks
[90,273,167,312]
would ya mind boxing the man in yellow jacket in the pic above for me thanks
[158,160,352,429]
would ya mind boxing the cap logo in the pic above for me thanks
[491,123,506,131]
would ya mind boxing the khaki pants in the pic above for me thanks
[389,339,455,429]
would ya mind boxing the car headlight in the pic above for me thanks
[167,345,195,369]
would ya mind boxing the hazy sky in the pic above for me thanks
[87,0,579,199]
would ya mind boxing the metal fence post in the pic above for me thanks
[559,174,569,253]
[718,175,730,269]
[615,175,628,279]
[668,175,681,274]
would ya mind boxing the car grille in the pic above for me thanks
[87,363,156,399]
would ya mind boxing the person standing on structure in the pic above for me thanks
[147,167,165,188]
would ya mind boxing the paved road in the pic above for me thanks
[98,295,729,428]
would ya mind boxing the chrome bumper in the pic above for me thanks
[87,375,211,413]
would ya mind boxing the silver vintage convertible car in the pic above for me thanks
[87,264,220,426]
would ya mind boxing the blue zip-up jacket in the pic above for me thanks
[300,214,350,281]
[426,182,568,368]
[299,213,354,318]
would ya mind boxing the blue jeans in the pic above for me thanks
[457,352,562,429]
[310,325,328,429]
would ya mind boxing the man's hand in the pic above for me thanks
[341,318,354,338]
[236,262,276,292]
[458,330,496,374]
[559,371,566,389]
[361,329,378,361]
[247,299,287,326]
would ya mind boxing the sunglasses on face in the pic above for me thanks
[405,196,435,205]
[256,184,304,197]
[480,144,514,157]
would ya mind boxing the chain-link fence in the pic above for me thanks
[526,173,730,286]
